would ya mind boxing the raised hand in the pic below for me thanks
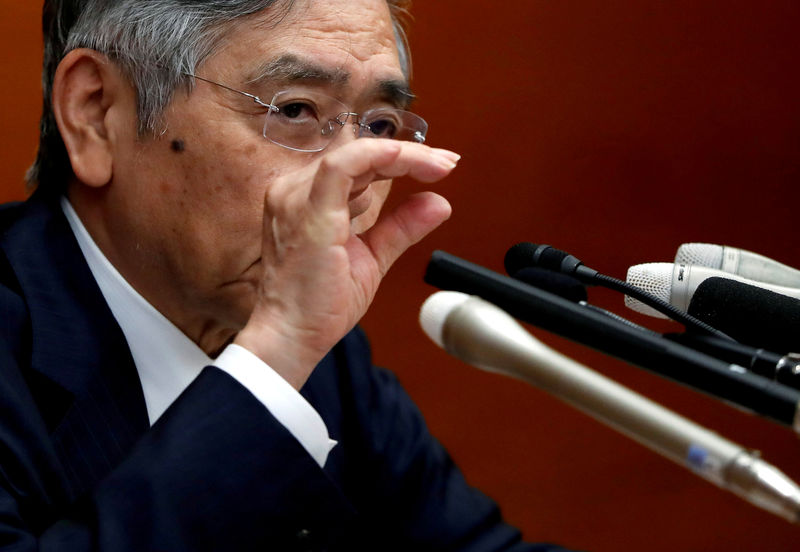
[234,139,459,388]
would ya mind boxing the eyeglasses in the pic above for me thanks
[186,74,428,153]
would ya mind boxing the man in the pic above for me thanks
[0,0,573,549]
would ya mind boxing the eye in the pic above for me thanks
[363,111,402,138]
[276,100,319,122]
[365,119,397,138]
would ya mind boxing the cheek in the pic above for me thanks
[145,134,274,261]
[163,134,267,204]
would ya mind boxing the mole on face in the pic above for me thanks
[170,139,186,153]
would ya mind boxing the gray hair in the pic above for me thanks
[28,0,413,192]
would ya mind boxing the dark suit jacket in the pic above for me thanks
[0,191,572,551]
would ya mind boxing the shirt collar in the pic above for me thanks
[61,196,209,425]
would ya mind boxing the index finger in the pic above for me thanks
[308,139,460,214]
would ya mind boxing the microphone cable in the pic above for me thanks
[504,242,731,340]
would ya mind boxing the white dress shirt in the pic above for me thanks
[60,197,336,467]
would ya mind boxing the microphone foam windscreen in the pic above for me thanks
[505,242,571,275]
[504,242,540,276]
[688,277,800,353]
[624,263,672,319]
[675,243,723,269]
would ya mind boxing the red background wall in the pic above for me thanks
[3,2,800,549]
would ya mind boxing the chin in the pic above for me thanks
[212,280,258,328]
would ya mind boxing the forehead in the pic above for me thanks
[206,0,403,88]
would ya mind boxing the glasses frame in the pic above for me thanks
[185,73,427,153]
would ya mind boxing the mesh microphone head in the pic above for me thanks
[420,291,470,349]
[675,243,723,269]
[624,263,672,319]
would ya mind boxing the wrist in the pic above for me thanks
[233,320,323,390]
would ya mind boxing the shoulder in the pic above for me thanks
[0,200,33,324]
[0,200,27,243]
[0,237,30,365]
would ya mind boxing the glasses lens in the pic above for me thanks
[263,90,429,151]
[360,109,428,143]
[263,91,349,152]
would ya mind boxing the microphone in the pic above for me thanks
[664,332,800,391]
[625,263,800,318]
[504,242,599,282]
[419,291,800,524]
[425,250,800,428]
[515,257,800,385]
[676,243,800,288]
[687,277,800,355]
[505,243,727,338]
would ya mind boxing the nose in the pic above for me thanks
[325,115,361,151]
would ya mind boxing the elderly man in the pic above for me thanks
[0,0,573,550]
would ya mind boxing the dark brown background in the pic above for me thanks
[2,1,800,550]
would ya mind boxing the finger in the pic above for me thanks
[355,191,452,276]
[308,140,401,214]
[349,144,460,195]
[309,140,459,212]
[262,168,319,254]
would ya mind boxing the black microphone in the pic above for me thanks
[425,250,800,430]
[688,277,800,355]
[505,242,728,339]
[505,242,598,282]
[664,333,800,391]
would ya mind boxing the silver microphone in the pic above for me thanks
[419,291,800,524]
[676,243,800,288]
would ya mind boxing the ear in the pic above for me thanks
[52,49,134,188]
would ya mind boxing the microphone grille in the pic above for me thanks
[419,291,470,349]
[624,263,672,319]
[675,243,723,269]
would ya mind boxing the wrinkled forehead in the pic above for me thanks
[207,0,404,88]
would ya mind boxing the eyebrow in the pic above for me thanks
[246,54,350,86]
[377,79,416,110]
[245,54,416,109]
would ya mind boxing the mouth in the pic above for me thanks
[219,257,261,290]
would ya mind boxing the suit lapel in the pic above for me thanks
[0,192,149,499]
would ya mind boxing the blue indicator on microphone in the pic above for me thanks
[687,444,709,471]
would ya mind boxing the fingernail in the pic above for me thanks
[432,149,462,164]
[434,156,458,170]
